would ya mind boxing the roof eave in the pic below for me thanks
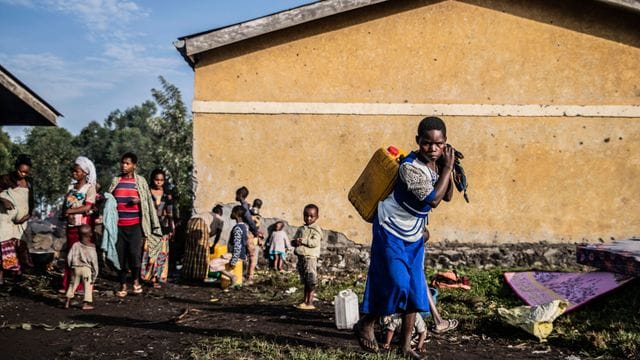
[596,0,640,13]
[0,65,61,126]
[174,0,389,66]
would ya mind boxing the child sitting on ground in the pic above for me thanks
[381,313,427,352]
[65,224,98,310]
[268,221,291,272]
[292,204,322,310]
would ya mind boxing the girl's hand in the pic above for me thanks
[442,144,455,170]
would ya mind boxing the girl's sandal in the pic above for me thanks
[432,319,459,334]
[132,284,143,294]
[115,289,128,298]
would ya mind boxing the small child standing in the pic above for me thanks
[292,204,322,310]
[227,205,249,284]
[250,199,263,271]
[65,224,98,310]
[381,313,427,352]
[268,221,291,272]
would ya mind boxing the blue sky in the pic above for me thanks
[0,0,313,139]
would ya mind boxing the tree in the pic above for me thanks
[73,121,114,188]
[108,126,154,180]
[148,76,193,215]
[104,100,156,132]
[0,128,17,174]
[23,127,78,213]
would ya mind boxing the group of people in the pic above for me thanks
[181,185,324,310]
[0,152,176,310]
[1,115,459,357]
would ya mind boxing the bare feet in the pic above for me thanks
[64,299,71,309]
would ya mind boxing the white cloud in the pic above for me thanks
[1,0,147,34]
[0,52,115,103]
[47,0,146,33]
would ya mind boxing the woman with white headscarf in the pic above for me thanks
[59,156,97,293]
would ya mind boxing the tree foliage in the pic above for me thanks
[0,128,18,174]
[23,127,77,212]
[4,77,193,216]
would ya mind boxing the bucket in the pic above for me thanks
[334,289,359,330]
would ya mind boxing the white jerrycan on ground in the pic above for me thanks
[334,289,359,329]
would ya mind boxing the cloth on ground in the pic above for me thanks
[497,299,568,342]
[504,271,634,313]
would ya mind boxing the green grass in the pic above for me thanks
[183,267,639,359]
[171,336,406,360]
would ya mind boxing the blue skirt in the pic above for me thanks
[361,216,429,316]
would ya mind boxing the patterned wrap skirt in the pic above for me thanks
[141,235,169,283]
[181,218,209,280]
[361,216,429,316]
[0,239,20,271]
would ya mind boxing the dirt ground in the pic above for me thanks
[0,271,581,360]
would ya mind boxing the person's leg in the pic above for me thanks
[305,257,317,306]
[426,287,443,324]
[246,235,256,282]
[355,313,379,352]
[116,227,129,291]
[426,287,458,333]
[61,227,80,291]
[65,269,81,308]
[415,331,426,352]
[128,225,143,290]
[80,267,94,309]
[399,312,424,359]
[307,285,316,306]
[382,329,395,350]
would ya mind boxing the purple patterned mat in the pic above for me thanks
[577,238,640,277]
[504,271,634,313]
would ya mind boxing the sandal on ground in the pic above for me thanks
[152,282,162,289]
[431,319,459,334]
[294,302,315,310]
[353,320,379,353]
[132,284,143,294]
[115,289,128,298]
[82,303,94,310]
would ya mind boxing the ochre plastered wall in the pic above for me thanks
[190,1,640,244]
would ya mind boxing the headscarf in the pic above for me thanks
[74,156,96,185]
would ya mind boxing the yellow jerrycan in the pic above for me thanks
[208,244,243,288]
[348,146,405,222]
